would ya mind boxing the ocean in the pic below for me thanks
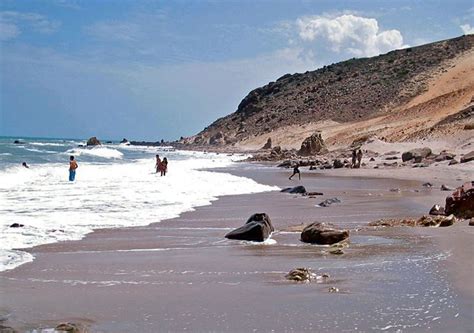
[0,136,277,271]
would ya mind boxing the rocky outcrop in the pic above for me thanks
[445,182,474,218]
[285,268,316,282]
[369,215,457,227]
[300,222,349,245]
[262,137,272,149]
[401,147,432,162]
[298,132,328,156]
[460,151,474,163]
[86,137,101,146]
[225,213,274,242]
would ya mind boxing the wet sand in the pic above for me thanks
[1,165,473,332]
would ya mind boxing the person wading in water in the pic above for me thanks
[289,164,301,180]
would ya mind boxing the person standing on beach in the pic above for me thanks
[161,157,168,176]
[356,149,363,168]
[289,164,301,180]
[155,155,162,174]
[351,149,357,168]
[69,156,78,181]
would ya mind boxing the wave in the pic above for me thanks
[65,147,124,159]
[29,142,67,147]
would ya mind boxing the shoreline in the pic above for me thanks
[1,162,473,332]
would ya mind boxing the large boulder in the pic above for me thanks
[401,147,432,162]
[460,151,474,163]
[298,132,328,156]
[225,213,274,242]
[262,137,272,149]
[333,159,344,168]
[300,222,349,245]
[86,136,101,146]
[281,186,307,194]
[445,182,474,218]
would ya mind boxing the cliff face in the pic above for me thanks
[186,35,474,148]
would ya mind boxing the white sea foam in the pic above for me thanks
[30,142,67,147]
[65,147,124,159]
[0,151,277,271]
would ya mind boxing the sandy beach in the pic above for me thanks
[1,163,473,332]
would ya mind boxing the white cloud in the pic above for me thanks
[85,21,143,42]
[296,14,406,57]
[460,24,474,34]
[0,11,60,39]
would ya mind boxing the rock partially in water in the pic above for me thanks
[318,197,341,207]
[86,136,101,146]
[225,213,274,242]
[445,182,474,218]
[9,223,24,228]
[301,222,349,245]
[281,186,306,194]
[55,322,88,333]
[285,267,316,282]
[328,248,344,255]
[440,184,454,191]
[328,287,339,293]
[429,204,445,216]
[422,182,433,187]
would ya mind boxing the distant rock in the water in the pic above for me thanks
[10,223,24,228]
[298,132,328,156]
[281,186,306,194]
[301,222,349,245]
[318,197,341,207]
[86,137,101,146]
[262,137,272,149]
[285,267,316,282]
[460,151,474,163]
[225,213,274,242]
[13,140,23,144]
[401,147,432,162]
[120,138,128,143]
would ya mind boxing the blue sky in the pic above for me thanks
[0,0,473,140]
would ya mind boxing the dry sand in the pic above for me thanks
[0,163,473,332]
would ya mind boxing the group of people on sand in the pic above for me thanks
[289,149,364,180]
[155,154,168,176]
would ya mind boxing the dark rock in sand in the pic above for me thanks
[429,204,445,216]
[262,137,272,149]
[422,182,433,187]
[298,132,328,156]
[318,197,341,207]
[225,213,274,242]
[440,184,453,191]
[285,268,315,282]
[304,191,324,196]
[281,186,307,194]
[86,136,101,146]
[300,222,349,245]
[460,151,474,163]
[445,182,474,218]
[333,159,344,169]
[401,147,432,162]
[9,223,24,228]
[369,157,376,162]
[434,152,455,161]
[385,156,398,160]
[448,159,459,165]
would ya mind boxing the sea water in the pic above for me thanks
[0,137,277,271]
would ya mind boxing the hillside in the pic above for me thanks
[183,35,474,150]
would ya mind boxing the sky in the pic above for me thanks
[0,0,473,140]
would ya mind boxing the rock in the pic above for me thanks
[13,140,22,144]
[333,159,344,168]
[262,137,272,149]
[277,160,293,168]
[429,204,445,216]
[304,191,324,196]
[469,218,474,226]
[417,215,457,227]
[368,218,417,227]
[434,152,455,161]
[318,197,341,207]
[270,146,282,156]
[281,186,307,194]
[445,182,474,218]
[55,322,87,333]
[438,214,456,227]
[389,188,401,192]
[209,132,225,145]
[0,325,17,333]
[300,222,349,245]
[328,248,344,255]
[385,156,398,160]
[369,157,376,162]
[460,151,474,163]
[449,159,459,165]
[440,184,453,191]
[9,223,24,228]
[120,138,128,143]
[86,136,101,146]
[298,132,328,156]
[328,287,339,293]
[401,147,432,162]
[285,268,315,282]
[422,182,433,187]
[225,213,274,242]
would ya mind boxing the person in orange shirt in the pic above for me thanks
[69,155,78,181]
